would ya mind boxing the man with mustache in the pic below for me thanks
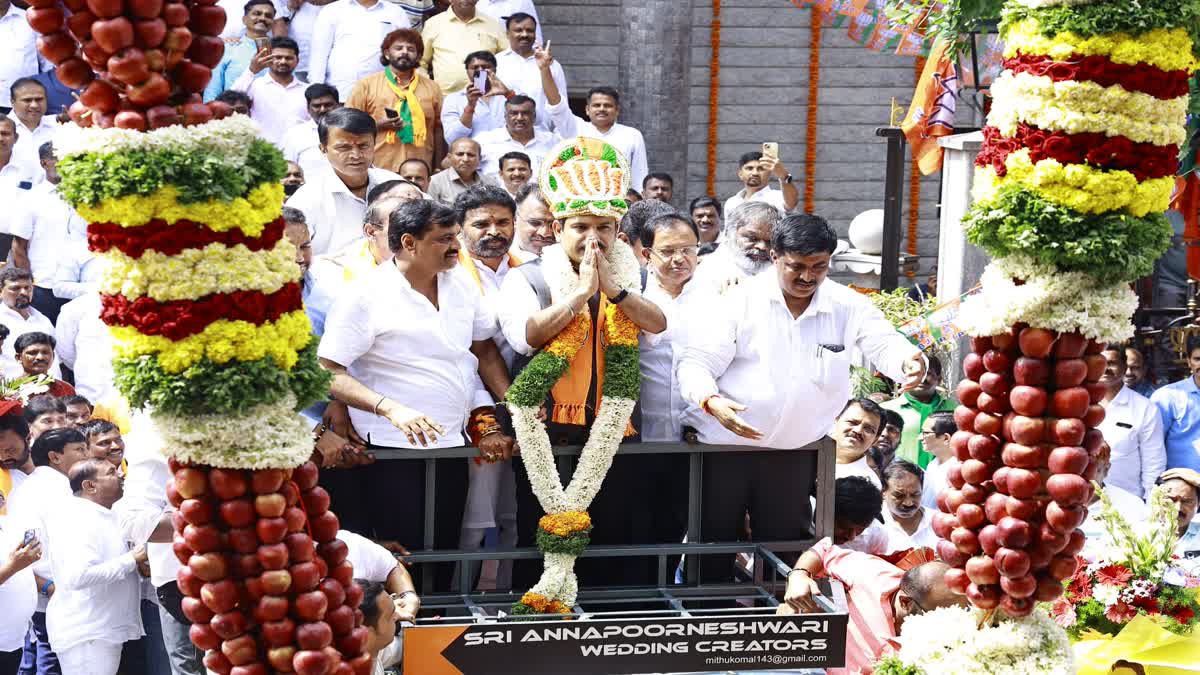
[689,201,780,295]
[476,95,559,180]
[511,183,554,257]
[13,334,73,398]
[494,12,561,129]
[420,0,508,95]
[724,149,799,216]
[678,216,926,581]
[203,0,278,101]
[427,138,500,205]
[318,199,512,588]
[347,29,444,173]
[0,413,33,508]
[0,268,56,381]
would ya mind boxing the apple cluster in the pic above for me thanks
[26,0,232,129]
[167,459,372,675]
[935,326,1106,617]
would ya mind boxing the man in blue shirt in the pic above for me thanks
[1151,336,1200,472]
[203,0,277,102]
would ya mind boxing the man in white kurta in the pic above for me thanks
[1097,346,1166,500]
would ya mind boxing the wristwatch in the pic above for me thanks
[609,289,629,304]
[780,173,794,184]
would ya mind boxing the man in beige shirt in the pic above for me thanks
[347,28,444,173]
[420,0,508,94]
[428,138,500,204]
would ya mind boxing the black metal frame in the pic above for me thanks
[875,127,906,291]
[369,439,838,617]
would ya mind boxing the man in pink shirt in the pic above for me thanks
[777,539,962,674]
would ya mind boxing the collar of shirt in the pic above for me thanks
[1109,384,1135,409]
[0,302,43,324]
[496,48,533,63]
[0,6,22,22]
[762,271,832,319]
[446,10,487,25]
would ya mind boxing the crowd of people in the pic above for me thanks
[0,0,1199,674]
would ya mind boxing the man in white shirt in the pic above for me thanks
[494,12,562,130]
[46,459,146,674]
[318,199,512,586]
[0,413,32,505]
[55,292,116,405]
[286,108,401,255]
[833,399,886,490]
[0,0,42,111]
[8,79,55,178]
[677,214,924,579]
[7,427,89,675]
[308,0,413,99]
[230,36,310,146]
[1098,345,1166,499]
[688,201,780,296]
[0,502,40,671]
[428,138,500,205]
[11,142,86,323]
[497,150,531,198]
[441,51,510,143]
[52,238,105,302]
[919,411,957,510]
[478,0,541,44]
[539,48,648,187]
[475,95,559,180]
[0,267,59,380]
[282,83,341,178]
[879,460,939,553]
[511,182,554,257]
[724,149,799,216]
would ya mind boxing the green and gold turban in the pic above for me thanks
[539,137,632,220]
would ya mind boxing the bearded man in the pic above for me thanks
[689,201,782,295]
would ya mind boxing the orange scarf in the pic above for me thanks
[546,295,635,436]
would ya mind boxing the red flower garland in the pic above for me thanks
[976,124,1179,182]
[100,283,303,341]
[1004,52,1190,100]
[88,217,286,259]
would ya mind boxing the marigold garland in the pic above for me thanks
[1002,0,1200,53]
[976,124,1179,182]
[539,511,593,537]
[88,217,286,258]
[1003,19,1198,72]
[75,182,284,233]
[100,283,303,340]
[109,309,313,374]
[705,0,720,195]
[803,5,822,213]
[98,238,300,302]
[1003,52,1190,100]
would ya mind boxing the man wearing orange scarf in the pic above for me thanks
[347,29,445,173]
[497,137,667,588]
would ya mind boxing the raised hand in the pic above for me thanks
[533,40,554,70]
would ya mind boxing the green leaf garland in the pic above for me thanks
[535,527,592,556]
[601,344,641,400]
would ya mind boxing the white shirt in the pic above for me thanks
[881,508,938,553]
[230,70,310,147]
[453,252,516,365]
[836,456,882,490]
[475,127,560,180]
[318,262,498,448]
[844,522,889,555]
[9,115,57,177]
[1099,385,1166,500]
[339,529,397,582]
[921,457,950,510]
[494,49,565,131]
[477,0,541,42]
[10,181,86,287]
[52,239,106,301]
[1080,484,1149,561]
[282,119,328,178]
[441,90,508,143]
[0,6,43,109]
[639,275,703,442]
[677,273,918,449]
[285,164,401,255]
[724,186,788,216]
[0,515,37,651]
[286,1,322,75]
[6,465,70,611]
[687,242,759,297]
[0,160,41,240]
[0,303,60,380]
[56,293,116,404]
[545,99,649,189]
[308,0,413,99]
[45,497,144,652]
[115,426,178,589]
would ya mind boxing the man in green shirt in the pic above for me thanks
[881,354,955,468]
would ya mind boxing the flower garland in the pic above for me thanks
[973,150,1175,217]
[958,255,1139,344]
[1003,19,1198,72]
[705,0,720,196]
[804,5,822,213]
[88,217,286,258]
[98,238,300,301]
[109,309,312,374]
[100,283,303,340]
[1002,53,1190,100]
[976,125,1178,182]
[75,182,284,232]
[964,185,1173,280]
[1002,0,1200,51]
[506,241,641,615]
[991,71,1188,128]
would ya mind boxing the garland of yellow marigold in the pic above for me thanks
[804,6,823,213]
[706,0,721,196]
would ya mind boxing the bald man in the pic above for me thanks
[779,542,963,674]
[427,138,500,205]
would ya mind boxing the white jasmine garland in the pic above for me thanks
[892,606,1074,674]
[958,255,1137,342]
[53,115,264,162]
[151,394,314,469]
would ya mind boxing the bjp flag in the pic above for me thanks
[902,39,957,175]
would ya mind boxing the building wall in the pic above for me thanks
[537,0,945,282]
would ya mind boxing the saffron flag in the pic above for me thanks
[902,39,958,175]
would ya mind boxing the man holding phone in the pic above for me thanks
[203,0,278,102]
[723,144,800,216]
[441,51,511,143]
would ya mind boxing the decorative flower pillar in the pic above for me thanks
[26,2,361,673]
[935,0,1193,618]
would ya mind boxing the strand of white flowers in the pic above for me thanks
[957,255,1138,343]
[529,552,579,605]
[151,394,314,469]
[895,607,1074,675]
[54,115,263,162]
[510,404,569,513]
[994,71,1189,126]
[563,397,638,511]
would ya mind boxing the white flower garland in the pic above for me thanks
[511,239,641,607]
[893,607,1074,674]
[149,394,314,469]
[957,254,1137,343]
[53,115,263,161]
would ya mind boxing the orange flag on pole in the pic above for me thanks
[902,39,957,175]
